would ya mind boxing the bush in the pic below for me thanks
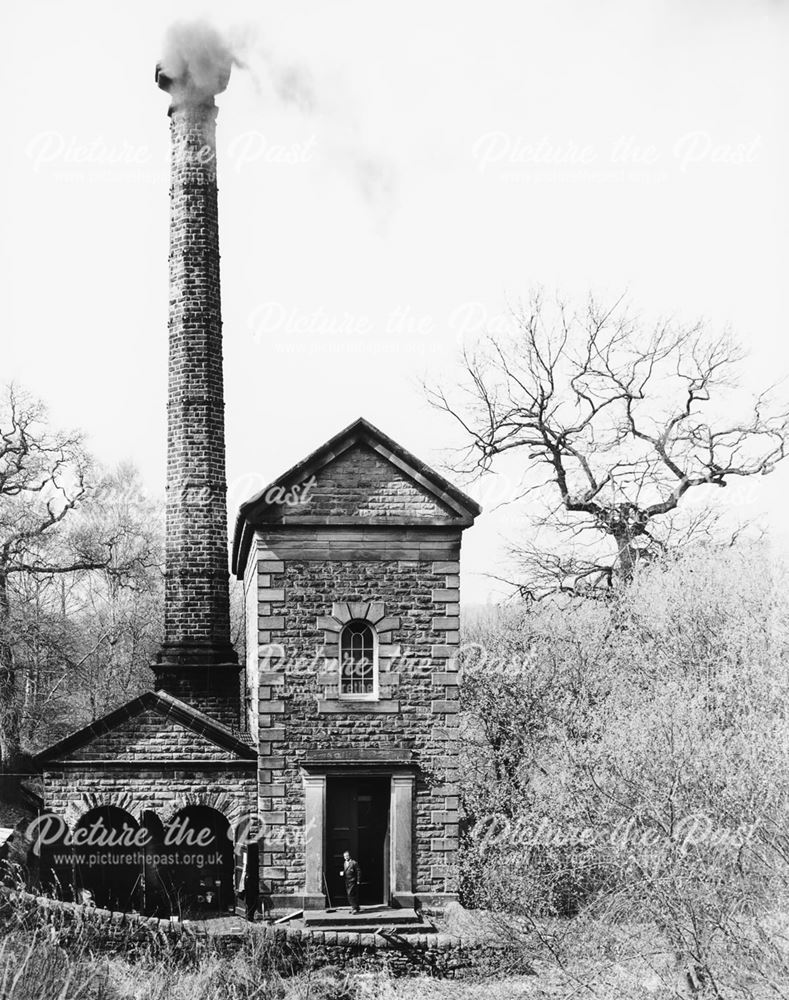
[458,544,789,993]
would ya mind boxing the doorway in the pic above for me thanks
[325,776,390,906]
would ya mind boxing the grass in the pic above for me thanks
[1,885,786,998]
[0,906,684,1000]
[0,929,680,1000]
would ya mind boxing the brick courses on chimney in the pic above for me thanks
[153,77,240,727]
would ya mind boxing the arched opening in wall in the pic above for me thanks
[161,806,234,917]
[72,806,142,911]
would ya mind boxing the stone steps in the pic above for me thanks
[304,922,435,935]
[303,906,427,930]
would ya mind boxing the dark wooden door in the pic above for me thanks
[326,777,389,906]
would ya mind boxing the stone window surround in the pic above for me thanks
[338,619,377,700]
[316,602,402,714]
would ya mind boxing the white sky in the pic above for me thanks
[2,0,788,603]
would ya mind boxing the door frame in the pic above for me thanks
[302,766,415,909]
[324,775,390,906]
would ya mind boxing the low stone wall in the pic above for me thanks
[252,924,525,977]
[0,887,193,955]
[0,887,529,978]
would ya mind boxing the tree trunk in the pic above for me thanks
[613,532,639,582]
[0,568,21,773]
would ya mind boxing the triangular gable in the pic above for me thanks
[34,690,256,766]
[266,443,456,522]
[232,417,481,576]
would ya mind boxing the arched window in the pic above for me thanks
[339,620,377,698]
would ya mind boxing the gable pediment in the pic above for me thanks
[232,418,481,576]
[34,690,256,766]
[267,443,457,523]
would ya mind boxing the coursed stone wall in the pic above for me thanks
[42,767,257,830]
[254,555,461,900]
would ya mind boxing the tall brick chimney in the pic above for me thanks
[152,59,240,728]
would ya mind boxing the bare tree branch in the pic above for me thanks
[428,292,789,595]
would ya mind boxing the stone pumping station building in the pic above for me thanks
[31,51,479,922]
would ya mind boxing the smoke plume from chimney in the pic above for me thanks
[156,20,235,106]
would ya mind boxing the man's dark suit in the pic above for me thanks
[342,857,360,912]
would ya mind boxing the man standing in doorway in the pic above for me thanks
[340,850,360,913]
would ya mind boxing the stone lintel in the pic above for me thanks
[300,748,415,772]
[317,699,400,715]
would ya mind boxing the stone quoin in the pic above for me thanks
[32,51,480,922]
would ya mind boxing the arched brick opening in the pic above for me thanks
[72,805,143,911]
[161,790,241,826]
[161,805,235,917]
[66,791,144,829]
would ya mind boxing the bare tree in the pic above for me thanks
[40,464,163,738]
[428,292,789,596]
[0,386,160,771]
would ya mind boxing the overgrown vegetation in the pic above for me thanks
[0,878,702,998]
[458,544,789,996]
